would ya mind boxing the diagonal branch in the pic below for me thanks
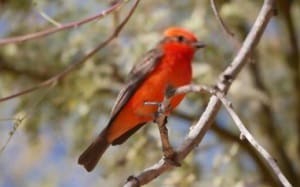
[0,0,126,45]
[212,0,297,182]
[174,110,280,186]
[124,0,276,186]
[0,0,140,103]
[218,95,292,187]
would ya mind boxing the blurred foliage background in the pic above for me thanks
[0,0,299,186]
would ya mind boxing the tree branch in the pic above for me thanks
[210,0,234,37]
[212,123,280,186]
[249,50,299,185]
[210,0,241,50]
[218,95,292,187]
[0,0,140,103]
[124,0,276,186]
[213,0,297,181]
[174,110,284,186]
[0,0,126,45]
[144,87,177,161]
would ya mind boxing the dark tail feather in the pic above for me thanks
[78,133,110,172]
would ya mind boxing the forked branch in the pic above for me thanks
[124,0,278,186]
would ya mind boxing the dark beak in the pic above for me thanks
[193,42,206,49]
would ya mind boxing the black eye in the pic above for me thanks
[177,35,185,42]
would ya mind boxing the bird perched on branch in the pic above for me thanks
[78,27,205,172]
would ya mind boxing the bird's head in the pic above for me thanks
[161,27,205,53]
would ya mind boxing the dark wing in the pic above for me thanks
[108,48,164,123]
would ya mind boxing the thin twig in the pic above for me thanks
[155,85,211,162]
[36,9,62,27]
[210,0,241,50]
[147,86,182,164]
[0,116,24,155]
[124,0,276,186]
[144,101,176,160]
[218,96,292,187]
[210,0,234,37]
[0,0,140,103]
[154,105,176,159]
[0,0,125,45]
[0,87,52,156]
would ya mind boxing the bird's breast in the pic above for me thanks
[130,55,192,120]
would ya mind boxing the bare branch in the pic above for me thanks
[0,0,125,45]
[249,49,299,184]
[144,100,176,161]
[0,0,140,103]
[148,94,177,160]
[211,122,282,186]
[210,0,234,37]
[218,96,292,187]
[210,0,241,50]
[124,0,276,186]
[0,86,51,155]
[0,115,24,155]
[126,82,292,186]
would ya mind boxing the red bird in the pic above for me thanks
[78,27,205,171]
